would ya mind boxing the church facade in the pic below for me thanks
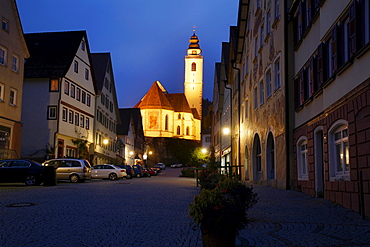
[135,32,203,141]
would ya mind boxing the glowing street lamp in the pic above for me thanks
[223,127,230,135]
[202,148,207,154]
[103,139,109,145]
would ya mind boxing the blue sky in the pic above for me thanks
[16,0,239,108]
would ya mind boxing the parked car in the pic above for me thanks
[92,164,127,180]
[156,163,166,170]
[116,165,134,179]
[170,163,183,168]
[0,159,44,186]
[132,164,144,178]
[142,168,151,177]
[147,168,157,176]
[153,165,161,173]
[43,158,92,183]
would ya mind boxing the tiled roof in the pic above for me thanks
[165,93,192,113]
[24,30,87,78]
[135,81,173,110]
[191,108,201,120]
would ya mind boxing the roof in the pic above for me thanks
[135,81,173,110]
[24,30,87,78]
[165,93,192,113]
[91,53,109,91]
[117,108,144,137]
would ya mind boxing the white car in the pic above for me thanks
[92,164,127,180]
[156,163,166,170]
[170,163,183,168]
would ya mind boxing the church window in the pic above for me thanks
[177,126,181,135]
[186,126,190,135]
[191,62,196,71]
[178,113,181,119]
[165,115,168,130]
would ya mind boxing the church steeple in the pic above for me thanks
[184,30,203,119]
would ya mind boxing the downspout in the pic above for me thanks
[231,63,242,180]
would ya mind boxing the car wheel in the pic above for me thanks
[148,173,151,177]
[25,175,37,186]
[126,174,132,179]
[109,173,118,181]
[136,173,141,178]
[69,174,80,183]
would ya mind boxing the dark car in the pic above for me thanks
[132,164,144,178]
[117,165,134,179]
[0,159,44,186]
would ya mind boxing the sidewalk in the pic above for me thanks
[236,185,370,246]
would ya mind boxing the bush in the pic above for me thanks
[198,169,225,190]
[180,168,195,178]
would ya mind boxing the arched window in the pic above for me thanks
[266,132,275,180]
[252,134,262,180]
[296,136,308,180]
[328,120,349,181]
[186,126,190,135]
[191,62,196,71]
[177,126,181,135]
[165,115,168,131]
[178,113,181,119]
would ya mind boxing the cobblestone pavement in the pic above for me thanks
[1,169,370,247]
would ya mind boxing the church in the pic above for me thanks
[134,31,203,141]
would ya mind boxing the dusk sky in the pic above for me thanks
[16,0,239,108]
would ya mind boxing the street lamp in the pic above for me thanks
[223,127,230,135]
[103,139,109,145]
[202,148,207,154]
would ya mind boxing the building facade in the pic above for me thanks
[0,0,29,159]
[91,53,120,165]
[21,31,96,162]
[291,0,370,217]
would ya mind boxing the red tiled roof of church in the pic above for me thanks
[134,81,173,110]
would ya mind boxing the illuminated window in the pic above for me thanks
[50,79,59,92]
[191,62,196,71]
[329,122,349,181]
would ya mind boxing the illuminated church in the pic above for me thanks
[134,31,203,141]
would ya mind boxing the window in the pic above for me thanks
[266,11,271,35]
[297,137,309,180]
[62,107,67,121]
[74,61,78,73]
[260,25,264,47]
[274,0,280,19]
[70,84,75,98]
[186,126,190,135]
[9,88,16,106]
[104,78,109,89]
[48,106,57,120]
[0,46,6,66]
[80,115,84,128]
[85,69,89,80]
[75,113,79,126]
[11,55,19,72]
[76,88,81,101]
[254,86,258,109]
[274,59,281,90]
[87,94,91,106]
[64,81,69,95]
[245,99,249,119]
[178,113,181,119]
[81,40,85,51]
[86,117,90,130]
[259,80,264,106]
[329,123,349,180]
[82,91,86,104]
[165,115,168,130]
[50,79,59,92]
[0,83,4,101]
[109,101,113,112]
[69,110,74,124]
[2,18,9,32]
[177,126,181,135]
[266,69,272,98]
[191,62,196,71]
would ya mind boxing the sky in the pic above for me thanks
[16,0,239,108]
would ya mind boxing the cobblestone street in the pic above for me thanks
[1,169,369,246]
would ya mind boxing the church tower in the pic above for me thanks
[184,31,203,119]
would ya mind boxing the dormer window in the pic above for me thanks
[81,40,85,51]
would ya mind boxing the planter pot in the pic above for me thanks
[201,225,237,247]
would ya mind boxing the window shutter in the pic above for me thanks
[300,71,305,104]
[356,0,365,49]
[317,43,324,86]
[309,58,315,95]
[331,25,338,73]
[349,2,357,57]
[294,76,300,110]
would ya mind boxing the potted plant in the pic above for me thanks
[189,178,258,247]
